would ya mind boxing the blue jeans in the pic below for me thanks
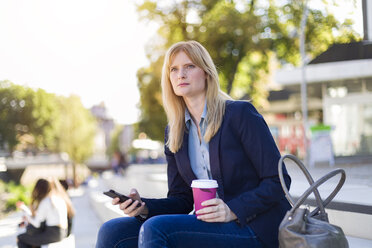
[96,215,262,248]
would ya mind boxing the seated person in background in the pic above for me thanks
[52,177,75,237]
[16,178,75,248]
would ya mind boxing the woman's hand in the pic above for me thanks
[112,188,148,217]
[195,198,237,222]
[16,201,25,209]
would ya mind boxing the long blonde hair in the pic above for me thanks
[161,40,231,153]
[50,178,75,219]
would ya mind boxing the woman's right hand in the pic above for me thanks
[112,188,148,217]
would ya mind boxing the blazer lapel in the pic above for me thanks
[175,131,197,185]
[209,127,225,200]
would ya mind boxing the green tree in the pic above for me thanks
[0,80,28,151]
[0,81,96,185]
[136,0,360,140]
[0,81,59,153]
[107,124,123,159]
[27,88,60,151]
[55,95,96,185]
[136,58,167,141]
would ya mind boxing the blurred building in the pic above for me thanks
[90,102,115,149]
[87,102,115,169]
[266,0,372,158]
[118,124,134,155]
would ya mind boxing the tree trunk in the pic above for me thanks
[72,162,77,187]
[64,162,68,181]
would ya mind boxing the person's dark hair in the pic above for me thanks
[31,178,52,215]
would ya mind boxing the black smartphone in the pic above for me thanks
[103,189,141,208]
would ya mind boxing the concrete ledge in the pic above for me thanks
[346,236,372,248]
[89,191,127,223]
[41,234,75,248]
[328,209,372,239]
[294,197,372,240]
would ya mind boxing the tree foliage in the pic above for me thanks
[0,81,28,151]
[136,57,167,141]
[136,0,361,141]
[0,81,96,168]
[107,124,123,159]
[0,81,60,152]
[55,95,96,164]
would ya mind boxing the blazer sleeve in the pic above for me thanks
[226,102,291,226]
[140,127,194,218]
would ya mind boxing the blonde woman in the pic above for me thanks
[17,178,74,248]
[96,41,291,248]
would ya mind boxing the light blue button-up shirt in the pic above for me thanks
[185,102,212,179]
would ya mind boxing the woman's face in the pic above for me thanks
[169,51,207,99]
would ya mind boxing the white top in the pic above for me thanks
[23,195,68,229]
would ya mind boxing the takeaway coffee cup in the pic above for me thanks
[191,179,218,215]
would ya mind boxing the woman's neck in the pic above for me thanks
[184,94,206,125]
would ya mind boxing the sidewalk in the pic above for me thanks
[69,187,102,248]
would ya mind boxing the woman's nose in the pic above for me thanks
[178,68,186,79]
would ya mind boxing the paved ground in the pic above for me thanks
[1,160,371,247]
[70,187,101,248]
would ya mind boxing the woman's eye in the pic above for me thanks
[187,64,195,69]
[170,67,177,72]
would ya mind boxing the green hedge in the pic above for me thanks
[0,180,32,213]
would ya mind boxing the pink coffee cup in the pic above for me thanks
[191,179,218,215]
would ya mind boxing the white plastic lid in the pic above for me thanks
[191,179,218,188]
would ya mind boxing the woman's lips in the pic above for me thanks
[178,83,189,87]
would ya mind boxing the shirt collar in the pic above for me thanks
[185,100,208,128]
[201,100,207,120]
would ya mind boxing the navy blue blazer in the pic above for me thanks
[142,100,291,248]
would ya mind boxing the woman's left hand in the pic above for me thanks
[196,198,237,222]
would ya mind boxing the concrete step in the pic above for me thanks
[346,236,372,248]
[328,208,372,240]
[89,190,126,223]
[41,234,75,248]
